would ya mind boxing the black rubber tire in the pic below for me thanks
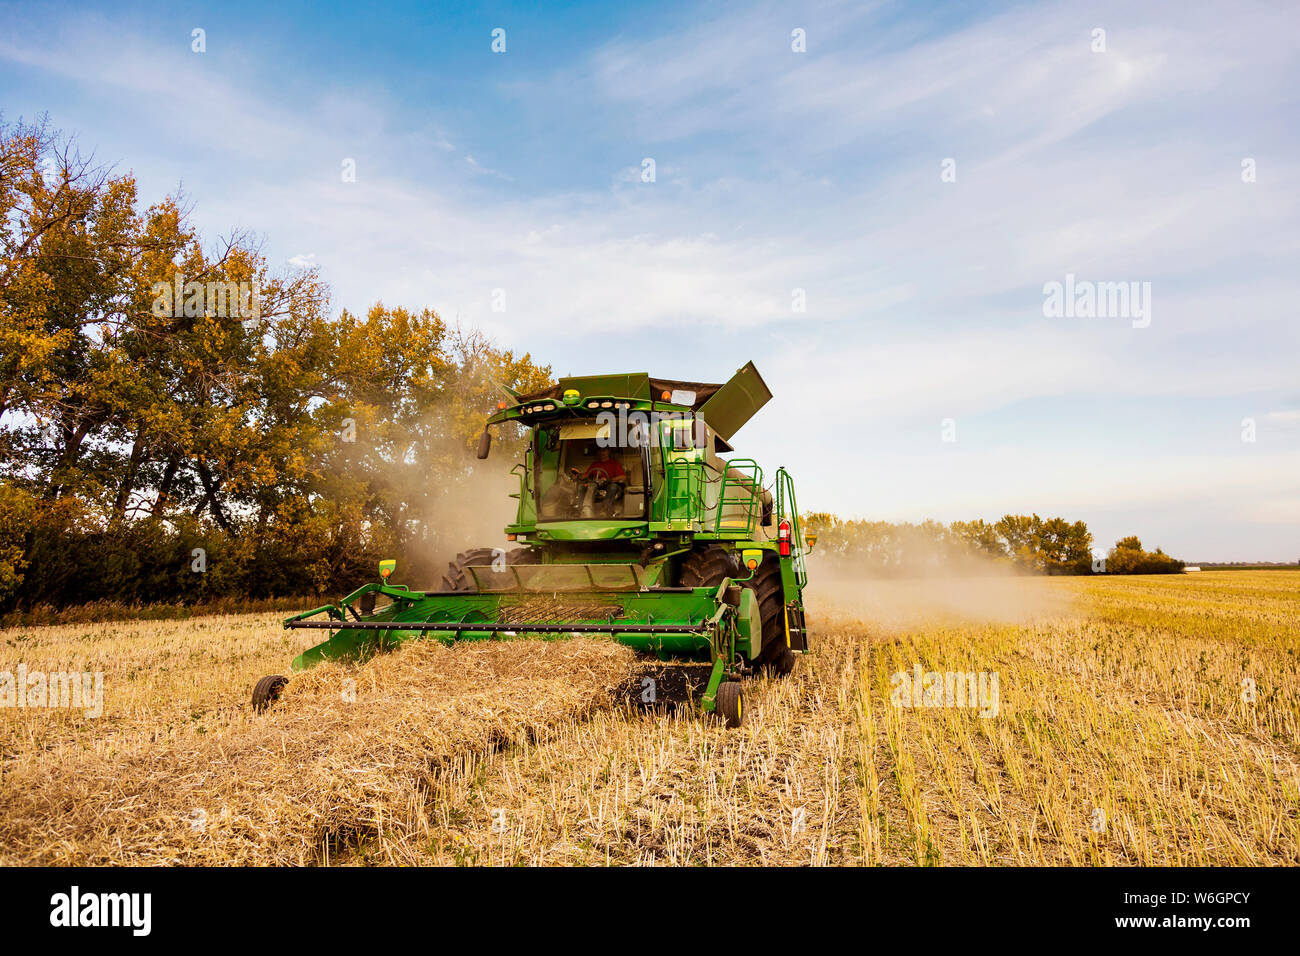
[748,556,794,675]
[441,547,499,591]
[679,546,738,589]
[715,681,744,728]
[441,547,537,591]
[252,674,289,713]
[769,646,797,677]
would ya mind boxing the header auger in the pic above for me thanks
[258,362,812,728]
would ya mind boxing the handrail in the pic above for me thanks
[775,467,807,586]
[510,449,533,526]
[714,458,763,535]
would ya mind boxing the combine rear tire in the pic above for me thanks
[715,681,744,728]
[252,674,288,713]
[441,547,538,591]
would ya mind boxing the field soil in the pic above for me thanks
[1,571,1296,865]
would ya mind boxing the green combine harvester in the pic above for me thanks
[255,362,813,727]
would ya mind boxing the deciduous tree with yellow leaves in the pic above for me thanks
[0,116,551,610]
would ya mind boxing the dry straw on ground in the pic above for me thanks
[0,632,633,864]
[386,573,1298,866]
[1,571,1297,865]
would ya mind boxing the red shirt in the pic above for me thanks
[580,458,626,481]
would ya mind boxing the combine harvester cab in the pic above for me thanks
[263,362,812,728]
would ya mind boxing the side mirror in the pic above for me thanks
[476,429,491,459]
[804,533,818,552]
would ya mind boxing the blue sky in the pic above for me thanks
[3,0,1297,560]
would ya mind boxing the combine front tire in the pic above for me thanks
[748,556,796,677]
[716,681,744,728]
[679,546,739,588]
[441,547,538,591]
[769,646,796,677]
[252,674,289,713]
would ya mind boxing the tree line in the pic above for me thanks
[0,116,550,613]
[801,513,1184,576]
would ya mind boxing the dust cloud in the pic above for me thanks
[424,463,522,572]
[802,554,1076,632]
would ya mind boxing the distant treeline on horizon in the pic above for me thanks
[802,513,1185,576]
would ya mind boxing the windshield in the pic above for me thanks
[535,423,647,520]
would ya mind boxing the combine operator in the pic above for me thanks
[568,447,627,516]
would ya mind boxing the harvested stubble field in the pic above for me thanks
[0,570,1296,866]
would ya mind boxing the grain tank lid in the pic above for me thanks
[697,361,772,442]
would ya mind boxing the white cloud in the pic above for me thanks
[465,154,512,181]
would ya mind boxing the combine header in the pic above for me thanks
[258,362,812,727]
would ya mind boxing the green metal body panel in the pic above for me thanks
[734,588,761,659]
[529,520,648,541]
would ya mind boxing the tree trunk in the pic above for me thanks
[196,460,235,535]
[152,454,180,517]
[111,429,146,523]
[47,417,97,500]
